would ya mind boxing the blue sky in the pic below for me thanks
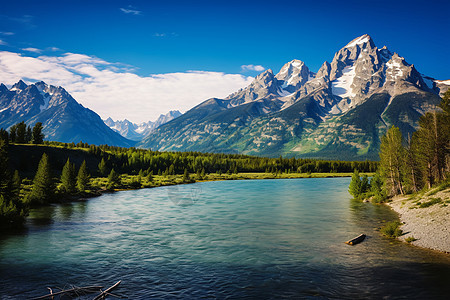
[0,0,449,122]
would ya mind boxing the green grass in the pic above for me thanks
[380,221,403,238]
[426,181,450,196]
[418,197,442,208]
[85,172,366,193]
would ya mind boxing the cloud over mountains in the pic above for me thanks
[0,51,253,123]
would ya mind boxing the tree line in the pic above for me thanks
[0,120,379,228]
[38,141,377,176]
[350,90,450,201]
[0,121,44,144]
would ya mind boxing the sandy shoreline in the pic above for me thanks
[388,187,450,253]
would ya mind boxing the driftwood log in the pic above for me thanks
[93,281,122,300]
[31,285,103,299]
[345,233,366,245]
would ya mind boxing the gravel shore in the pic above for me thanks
[388,187,450,253]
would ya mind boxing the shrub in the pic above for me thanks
[381,221,403,238]
[349,170,371,199]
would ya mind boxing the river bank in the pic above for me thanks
[68,171,369,200]
[388,186,450,253]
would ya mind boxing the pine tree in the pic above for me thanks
[183,168,191,183]
[98,158,107,176]
[0,139,11,197]
[0,128,9,143]
[15,121,26,144]
[440,91,450,180]
[370,172,386,203]
[349,170,362,198]
[9,125,16,143]
[413,111,445,188]
[77,160,90,192]
[379,126,405,196]
[147,170,154,182]
[0,141,26,226]
[402,134,421,193]
[61,158,76,194]
[168,164,175,175]
[25,126,32,143]
[130,175,142,189]
[31,122,44,144]
[107,168,120,189]
[27,153,55,205]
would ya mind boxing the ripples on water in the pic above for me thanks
[1,178,450,299]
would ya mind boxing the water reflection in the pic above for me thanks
[28,205,55,226]
[59,203,74,219]
[1,178,449,299]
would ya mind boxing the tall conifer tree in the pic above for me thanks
[61,158,76,194]
[31,122,44,144]
[98,158,108,176]
[379,126,405,196]
[77,160,90,192]
[27,153,55,205]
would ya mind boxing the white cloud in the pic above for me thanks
[0,40,6,46]
[0,32,14,36]
[120,8,141,15]
[22,47,42,53]
[241,64,265,72]
[153,32,178,38]
[0,51,253,123]
[47,47,61,52]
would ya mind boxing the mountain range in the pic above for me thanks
[0,81,134,147]
[1,34,449,160]
[138,34,450,160]
[104,110,181,141]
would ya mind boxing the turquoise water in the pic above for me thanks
[1,178,449,299]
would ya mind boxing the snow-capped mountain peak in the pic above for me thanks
[10,80,28,92]
[275,59,314,93]
[344,34,374,48]
[104,110,182,141]
[0,80,134,147]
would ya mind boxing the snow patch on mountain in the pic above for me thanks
[39,94,51,112]
[436,79,450,86]
[277,88,291,97]
[331,66,356,98]
[386,60,404,80]
[345,35,371,48]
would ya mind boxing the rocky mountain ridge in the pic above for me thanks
[104,110,182,141]
[0,80,134,147]
[138,34,449,159]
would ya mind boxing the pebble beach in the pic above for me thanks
[388,187,450,253]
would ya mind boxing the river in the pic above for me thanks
[1,178,449,299]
